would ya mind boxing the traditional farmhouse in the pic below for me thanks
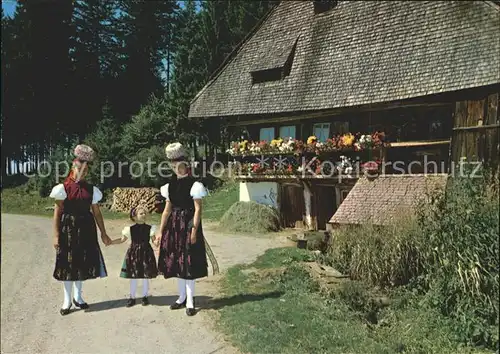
[189,0,500,230]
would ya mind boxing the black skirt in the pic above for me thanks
[120,243,158,279]
[53,212,107,281]
[157,207,209,280]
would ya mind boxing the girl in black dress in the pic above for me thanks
[50,144,112,316]
[115,205,158,307]
[155,142,219,316]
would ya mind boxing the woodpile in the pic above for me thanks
[110,187,160,213]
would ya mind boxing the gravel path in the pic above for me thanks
[1,214,290,354]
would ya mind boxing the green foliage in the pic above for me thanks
[220,200,281,233]
[84,106,125,188]
[326,216,422,287]
[416,175,499,348]
[129,145,171,188]
[202,180,239,221]
[120,96,172,158]
[325,175,500,349]
[218,247,488,354]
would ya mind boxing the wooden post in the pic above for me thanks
[302,181,313,230]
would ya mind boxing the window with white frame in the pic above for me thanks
[259,127,275,142]
[313,123,330,142]
[279,125,296,139]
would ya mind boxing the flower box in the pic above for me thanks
[226,132,388,158]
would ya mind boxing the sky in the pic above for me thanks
[2,0,17,17]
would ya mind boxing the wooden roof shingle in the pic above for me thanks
[328,174,449,226]
[189,1,500,118]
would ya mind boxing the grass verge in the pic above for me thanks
[1,180,239,222]
[216,247,491,354]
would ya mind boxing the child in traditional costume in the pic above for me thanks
[113,205,158,306]
[50,144,112,316]
[155,142,219,316]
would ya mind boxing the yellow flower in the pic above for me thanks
[270,138,283,147]
[340,133,354,147]
[240,140,248,150]
[307,136,317,145]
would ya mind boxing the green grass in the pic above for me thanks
[1,181,239,223]
[216,248,491,354]
[203,180,239,220]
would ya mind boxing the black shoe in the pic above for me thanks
[186,307,196,316]
[73,299,89,310]
[142,296,150,306]
[126,298,136,307]
[170,299,186,310]
[60,305,72,316]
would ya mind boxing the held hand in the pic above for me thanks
[190,228,197,244]
[101,233,112,246]
[53,234,60,250]
[154,232,162,248]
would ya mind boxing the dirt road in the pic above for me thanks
[1,214,288,354]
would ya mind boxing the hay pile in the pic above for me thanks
[110,187,160,213]
[220,201,281,233]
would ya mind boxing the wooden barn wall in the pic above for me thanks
[451,92,500,171]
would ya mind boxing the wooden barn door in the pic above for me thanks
[451,93,500,172]
[279,184,305,228]
[313,185,336,231]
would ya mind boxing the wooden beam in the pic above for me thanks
[452,124,500,131]
[302,181,313,230]
[388,139,450,148]
[226,102,452,127]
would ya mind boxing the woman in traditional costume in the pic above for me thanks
[155,142,219,316]
[49,144,112,315]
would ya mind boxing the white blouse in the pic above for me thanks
[160,181,208,201]
[49,183,103,205]
[121,224,156,238]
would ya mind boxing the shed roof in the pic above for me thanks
[328,174,449,226]
[189,1,500,118]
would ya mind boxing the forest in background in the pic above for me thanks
[1,0,277,186]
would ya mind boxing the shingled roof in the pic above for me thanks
[189,0,500,118]
[329,174,449,226]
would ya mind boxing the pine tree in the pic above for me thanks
[116,0,177,121]
[167,0,205,155]
[70,0,120,138]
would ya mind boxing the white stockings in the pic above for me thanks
[73,281,84,303]
[62,281,72,309]
[130,279,150,298]
[186,279,195,309]
[176,278,187,304]
[62,280,85,309]
[176,278,195,308]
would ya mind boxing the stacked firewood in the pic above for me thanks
[110,187,160,213]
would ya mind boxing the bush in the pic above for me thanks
[220,201,281,234]
[325,173,499,349]
[325,213,422,287]
[417,175,499,348]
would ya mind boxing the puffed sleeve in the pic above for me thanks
[49,184,67,200]
[121,226,131,238]
[92,186,103,205]
[190,181,208,199]
[149,225,157,237]
[160,184,169,201]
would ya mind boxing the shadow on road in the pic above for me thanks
[85,291,283,312]
[204,291,284,310]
